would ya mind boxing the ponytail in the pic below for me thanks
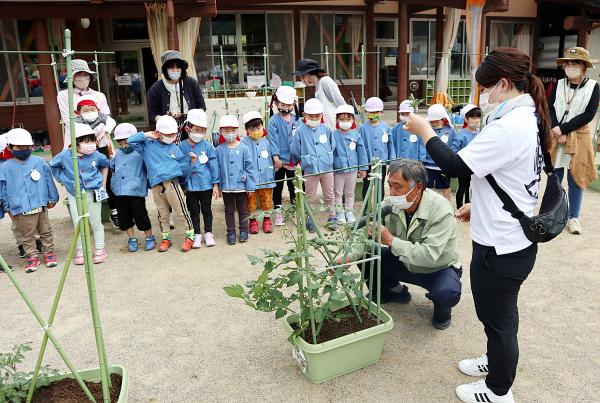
[526,74,552,153]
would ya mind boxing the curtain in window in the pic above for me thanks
[300,13,309,57]
[145,2,169,75]
[465,0,485,103]
[432,8,461,107]
[511,24,532,55]
[177,17,201,79]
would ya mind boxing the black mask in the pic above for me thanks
[278,108,293,115]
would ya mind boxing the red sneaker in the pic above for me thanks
[43,252,58,268]
[249,219,259,234]
[262,217,273,234]
[181,237,194,252]
[25,256,40,273]
[158,239,172,252]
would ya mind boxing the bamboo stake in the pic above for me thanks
[366,160,380,317]
[374,161,383,324]
[263,46,269,126]
[293,169,306,315]
[220,46,229,114]
[0,255,97,403]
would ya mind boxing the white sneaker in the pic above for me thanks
[192,234,202,249]
[456,379,514,403]
[458,354,489,377]
[336,212,347,224]
[345,211,356,224]
[567,218,581,234]
[204,232,216,247]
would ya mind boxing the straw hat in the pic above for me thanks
[556,47,598,68]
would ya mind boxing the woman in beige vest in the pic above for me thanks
[548,47,599,234]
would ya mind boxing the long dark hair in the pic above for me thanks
[475,48,551,152]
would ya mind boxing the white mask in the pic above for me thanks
[160,135,176,144]
[338,121,353,131]
[479,81,502,116]
[74,76,90,90]
[388,185,416,210]
[81,111,99,122]
[189,133,204,143]
[564,66,583,80]
[306,119,321,128]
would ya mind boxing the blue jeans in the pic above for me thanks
[555,168,582,218]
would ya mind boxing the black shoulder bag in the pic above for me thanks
[485,153,569,243]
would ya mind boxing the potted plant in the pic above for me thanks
[225,165,394,383]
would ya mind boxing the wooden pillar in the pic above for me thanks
[397,0,409,117]
[294,10,302,63]
[577,29,589,48]
[366,0,376,98]
[474,13,487,104]
[166,0,179,50]
[435,7,444,75]
[33,18,62,154]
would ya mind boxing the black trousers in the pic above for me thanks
[273,168,297,208]
[470,241,537,396]
[186,190,214,234]
[97,145,116,211]
[362,165,387,200]
[222,192,249,232]
[456,176,471,209]
[113,195,151,232]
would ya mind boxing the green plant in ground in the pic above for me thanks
[0,342,59,403]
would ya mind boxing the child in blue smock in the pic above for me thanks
[392,100,425,161]
[128,115,194,253]
[241,111,275,235]
[451,104,481,208]
[179,109,220,248]
[290,98,336,231]
[50,123,110,265]
[0,128,59,273]
[215,114,256,245]
[424,104,456,202]
[359,96,395,199]
[268,85,300,226]
[332,104,368,224]
[110,123,155,252]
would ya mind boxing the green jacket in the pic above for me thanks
[352,189,459,274]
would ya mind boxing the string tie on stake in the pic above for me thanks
[368,172,382,181]
[62,49,75,58]
[76,213,90,224]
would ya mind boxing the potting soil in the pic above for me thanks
[32,373,122,402]
[299,306,380,344]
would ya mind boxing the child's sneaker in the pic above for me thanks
[262,218,273,233]
[274,212,285,226]
[74,250,85,265]
[345,211,356,224]
[181,237,194,252]
[227,231,237,245]
[192,234,202,249]
[128,238,138,252]
[249,219,259,234]
[336,212,346,224]
[159,238,172,252]
[18,245,26,258]
[43,252,58,268]
[306,216,316,233]
[93,249,107,264]
[25,256,40,273]
[239,231,249,242]
[204,232,216,247]
[326,216,337,230]
[145,236,156,251]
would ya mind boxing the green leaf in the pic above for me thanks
[223,284,245,298]
[247,255,262,265]
[275,308,287,319]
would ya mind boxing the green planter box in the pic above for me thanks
[283,302,394,384]
[42,365,128,402]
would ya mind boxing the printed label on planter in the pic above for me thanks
[292,345,307,373]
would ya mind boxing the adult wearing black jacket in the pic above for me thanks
[146,50,206,130]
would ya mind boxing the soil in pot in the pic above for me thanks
[294,306,380,344]
[32,373,122,403]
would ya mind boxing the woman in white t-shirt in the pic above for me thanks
[406,48,552,403]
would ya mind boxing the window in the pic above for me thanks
[410,19,436,78]
[489,21,533,55]
[301,13,364,80]
[375,20,396,41]
[112,19,149,41]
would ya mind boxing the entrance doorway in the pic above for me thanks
[377,46,398,106]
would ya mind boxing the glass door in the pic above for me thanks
[378,46,398,105]
[107,49,147,125]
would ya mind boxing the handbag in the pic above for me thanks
[485,153,569,243]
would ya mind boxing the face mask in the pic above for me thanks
[120,146,134,154]
[278,107,293,115]
[565,66,582,80]
[81,111,99,122]
[306,119,321,128]
[247,129,263,140]
[160,135,176,144]
[388,185,416,210]
[480,81,502,115]
[79,142,97,155]
[12,149,32,160]
[189,133,205,143]
[74,76,90,90]
[338,121,353,131]
[367,113,381,122]
[223,131,239,142]
[168,70,181,80]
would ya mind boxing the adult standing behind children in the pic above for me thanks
[548,46,599,235]
[293,59,346,130]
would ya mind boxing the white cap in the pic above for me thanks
[460,104,480,119]
[0,133,8,152]
[113,123,138,140]
[398,100,414,113]
[242,111,263,126]
[156,115,179,134]
[74,122,96,139]
[303,98,324,114]
[364,97,384,112]
[186,109,208,127]
[427,104,451,123]
[7,128,33,146]
[335,104,355,115]
[219,114,240,128]
[276,85,296,104]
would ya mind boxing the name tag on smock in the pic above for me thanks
[441,134,449,143]
[349,141,356,151]
[198,153,209,164]
[319,134,328,144]
[382,133,389,143]
[30,169,41,181]
[260,149,269,159]
[410,134,418,143]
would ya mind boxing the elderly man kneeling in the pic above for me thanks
[346,159,462,330]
